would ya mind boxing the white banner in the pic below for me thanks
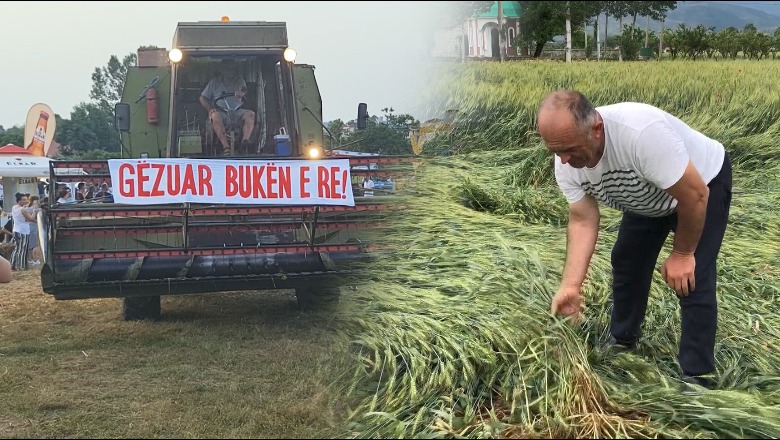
[107,158,355,206]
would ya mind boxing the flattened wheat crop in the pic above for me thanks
[333,61,780,439]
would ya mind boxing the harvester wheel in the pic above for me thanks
[122,295,162,321]
[295,286,340,311]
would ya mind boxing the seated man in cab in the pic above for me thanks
[199,59,256,156]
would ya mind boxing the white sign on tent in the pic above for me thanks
[0,155,52,178]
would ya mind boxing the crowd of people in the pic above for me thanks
[0,180,114,283]
[54,182,114,204]
[2,192,43,273]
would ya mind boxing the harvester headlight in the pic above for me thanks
[168,48,183,63]
[283,47,297,63]
[307,146,321,159]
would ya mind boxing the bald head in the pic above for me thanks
[536,90,604,168]
[537,89,597,136]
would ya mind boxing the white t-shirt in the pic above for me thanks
[554,102,725,218]
[11,205,30,235]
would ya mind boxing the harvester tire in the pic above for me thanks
[122,295,162,321]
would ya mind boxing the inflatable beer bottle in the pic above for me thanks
[28,111,49,156]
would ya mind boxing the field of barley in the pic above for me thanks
[333,60,780,438]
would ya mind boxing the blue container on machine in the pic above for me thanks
[274,128,292,156]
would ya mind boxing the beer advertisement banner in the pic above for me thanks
[23,103,56,157]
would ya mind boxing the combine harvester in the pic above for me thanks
[38,19,412,320]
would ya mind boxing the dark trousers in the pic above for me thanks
[609,151,733,376]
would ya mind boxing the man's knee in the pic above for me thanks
[240,109,256,124]
[209,110,226,126]
[610,239,634,269]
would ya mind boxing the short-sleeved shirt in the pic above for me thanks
[554,102,725,218]
[201,75,247,110]
[11,205,30,235]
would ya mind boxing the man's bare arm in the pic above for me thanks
[665,160,709,255]
[660,160,709,296]
[561,194,601,290]
[199,95,213,112]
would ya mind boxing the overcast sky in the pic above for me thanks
[0,1,439,128]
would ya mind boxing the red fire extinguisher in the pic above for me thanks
[146,87,159,125]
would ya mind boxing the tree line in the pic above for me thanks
[325,108,420,156]
[662,23,780,60]
[458,1,780,62]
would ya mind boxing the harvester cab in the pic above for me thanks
[114,20,328,160]
[39,19,412,321]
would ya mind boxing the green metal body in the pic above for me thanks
[292,64,325,151]
[119,67,172,158]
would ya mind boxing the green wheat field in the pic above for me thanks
[336,60,780,439]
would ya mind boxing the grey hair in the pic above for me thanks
[537,89,598,133]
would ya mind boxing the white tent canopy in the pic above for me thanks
[0,155,52,178]
[1,155,86,213]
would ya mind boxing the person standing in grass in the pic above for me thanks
[536,89,732,390]
[10,193,37,271]
[25,195,42,267]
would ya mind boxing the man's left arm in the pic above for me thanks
[665,161,709,255]
[236,79,248,99]
[635,121,709,296]
[200,80,215,112]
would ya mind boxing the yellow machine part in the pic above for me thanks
[410,122,452,155]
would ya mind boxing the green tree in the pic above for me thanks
[90,53,137,114]
[741,23,772,60]
[343,108,419,155]
[518,1,599,58]
[0,125,24,147]
[519,1,567,57]
[772,27,780,59]
[324,119,346,149]
[625,1,677,50]
[55,102,118,154]
[674,23,712,60]
[54,53,136,157]
[625,1,677,26]
[703,27,719,59]
[566,2,602,61]
[714,27,742,59]
[616,25,640,60]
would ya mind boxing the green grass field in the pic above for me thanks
[0,270,356,439]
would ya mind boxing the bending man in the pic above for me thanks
[538,90,732,389]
